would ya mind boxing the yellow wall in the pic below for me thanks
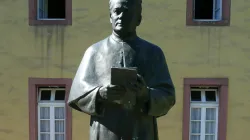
[0,0,250,140]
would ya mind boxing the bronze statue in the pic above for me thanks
[68,0,176,139]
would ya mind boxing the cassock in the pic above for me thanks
[67,33,176,140]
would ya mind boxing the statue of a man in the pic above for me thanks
[67,0,176,139]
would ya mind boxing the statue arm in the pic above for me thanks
[74,87,105,116]
[142,48,176,117]
[67,47,105,117]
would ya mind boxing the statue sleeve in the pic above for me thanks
[144,48,176,117]
[67,47,105,116]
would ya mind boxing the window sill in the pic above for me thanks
[29,19,72,26]
[186,19,230,26]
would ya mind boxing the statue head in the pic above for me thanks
[109,0,142,37]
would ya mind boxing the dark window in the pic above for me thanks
[40,90,51,100]
[48,0,66,19]
[55,90,66,100]
[205,91,216,101]
[38,0,66,19]
[29,0,72,25]
[186,0,231,26]
[194,0,213,19]
[191,91,201,101]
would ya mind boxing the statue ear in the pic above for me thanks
[110,14,112,24]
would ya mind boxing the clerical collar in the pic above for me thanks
[110,32,138,43]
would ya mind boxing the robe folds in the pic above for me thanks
[68,34,176,140]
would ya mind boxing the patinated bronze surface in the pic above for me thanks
[68,0,176,139]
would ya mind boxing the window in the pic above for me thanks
[190,88,219,140]
[183,78,228,140]
[193,0,221,20]
[38,88,66,140]
[29,0,72,25]
[186,0,231,26]
[38,0,66,19]
[29,78,72,140]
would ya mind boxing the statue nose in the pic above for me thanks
[118,12,124,18]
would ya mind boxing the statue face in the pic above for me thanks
[109,0,141,35]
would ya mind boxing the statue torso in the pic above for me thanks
[89,34,158,87]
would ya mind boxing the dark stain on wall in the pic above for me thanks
[33,25,66,77]
[0,128,13,134]
[207,28,211,64]
[242,116,250,121]
[40,27,45,67]
[8,86,15,94]
[34,27,38,49]
[56,26,60,48]
[217,28,222,67]
[0,110,6,116]
[46,27,53,77]
[199,27,223,67]
[60,27,65,77]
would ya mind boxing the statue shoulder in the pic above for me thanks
[84,37,109,56]
[138,38,164,55]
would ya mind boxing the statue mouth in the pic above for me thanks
[116,23,122,26]
[116,20,123,25]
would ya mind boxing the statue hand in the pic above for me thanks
[119,74,149,110]
[130,74,149,102]
[98,85,126,103]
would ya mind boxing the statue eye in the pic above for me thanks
[113,9,121,14]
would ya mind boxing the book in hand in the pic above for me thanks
[110,67,137,105]
[111,67,137,86]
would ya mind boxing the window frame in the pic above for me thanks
[28,78,72,140]
[182,78,228,140]
[186,0,231,26]
[29,0,72,26]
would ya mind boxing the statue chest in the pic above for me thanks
[94,42,147,84]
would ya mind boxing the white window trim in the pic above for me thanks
[189,88,219,140]
[193,0,222,21]
[38,88,66,140]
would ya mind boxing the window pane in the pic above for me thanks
[205,121,216,134]
[47,0,66,18]
[191,108,201,120]
[55,120,65,132]
[190,135,200,140]
[205,91,216,101]
[41,134,50,140]
[206,108,216,120]
[40,107,50,119]
[205,135,215,140]
[55,134,64,140]
[40,90,51,100]
[191,91,201,101]
[40,120,50,132]
[191,121,201,133]
[55,107,65,119]
[55,90,65,100]
[194,0,213,19]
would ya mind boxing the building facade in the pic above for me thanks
[0,0,249,140]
